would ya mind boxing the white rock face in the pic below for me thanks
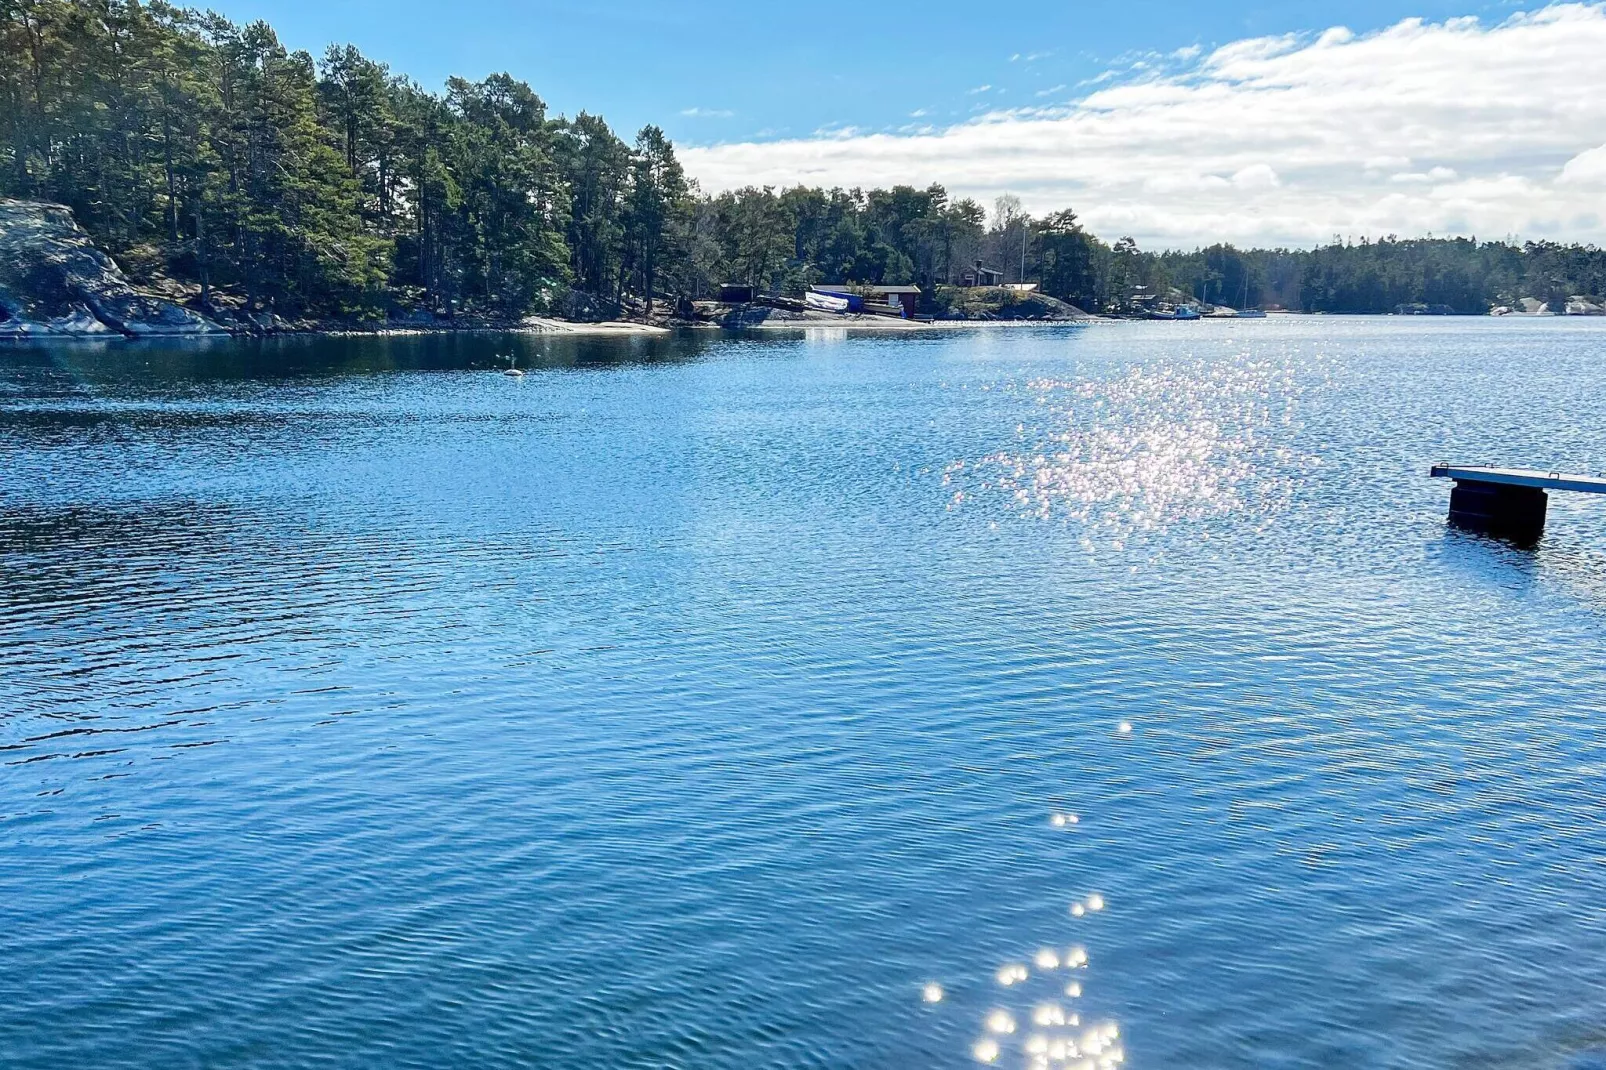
[0,199,224,337]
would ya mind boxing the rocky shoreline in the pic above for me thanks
[0,199,225,338]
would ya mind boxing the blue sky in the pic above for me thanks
[214,1,1606,247]
[215,0,1511,143]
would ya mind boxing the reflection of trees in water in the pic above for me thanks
[0,491,550,733]
[8,331,723,386]
[0,495,452,646]
[0,404,303,440]
[0,499,251,758]
[0,498,233,557]
[0,500,277,656]
[0,495,426,770]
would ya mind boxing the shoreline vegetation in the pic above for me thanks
[4,1,1606,338]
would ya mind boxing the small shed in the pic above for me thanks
[865,285,921,317]
[719,284,756,303]
[961,261,1004,287]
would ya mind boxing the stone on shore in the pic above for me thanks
[0,198,223,337]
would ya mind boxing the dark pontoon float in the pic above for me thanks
[1430,464,1606,543]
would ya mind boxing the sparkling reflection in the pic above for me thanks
[997,964,1030,986]
[965,826,1118,1067]
[943,357,1315,542]
[987,1010,1019,1034]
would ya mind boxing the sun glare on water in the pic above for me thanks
[943,355,1317,547]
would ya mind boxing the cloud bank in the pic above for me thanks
[680,5,1606,248]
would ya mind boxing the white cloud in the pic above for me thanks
[1145,172,1231,194]
[1231,164,1281,190]
[966,84,993,94]
[1389,166,1458,183]
[1559,143,1606,185]
[1363,155,1412,172]
[680,4,1606,247]
[680,107,734,118]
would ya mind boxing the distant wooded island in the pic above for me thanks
[3,0,1605,327]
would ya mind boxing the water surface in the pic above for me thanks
[5,319,1606,1068]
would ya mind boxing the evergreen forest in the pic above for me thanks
[4,0,1604,320]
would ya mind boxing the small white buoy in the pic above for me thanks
[922,982,944,1003]
[1117,721,1133,735]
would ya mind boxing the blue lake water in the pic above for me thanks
[4,319,1606,1069]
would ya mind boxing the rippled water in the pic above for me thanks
[5,319,1606,1069]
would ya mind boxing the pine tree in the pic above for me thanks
[623,124,688,320]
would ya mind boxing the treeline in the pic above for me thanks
[0,0,689,318]
[4,0,1605,320]
[1150,239,1606,314]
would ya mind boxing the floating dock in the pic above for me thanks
[1429,464,1606,542]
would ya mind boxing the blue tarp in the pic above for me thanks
[811,288,864,312]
